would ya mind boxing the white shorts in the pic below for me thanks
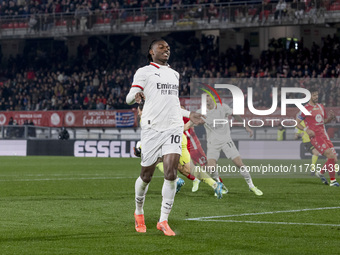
[140,127,182,167]
[207,140,240,161]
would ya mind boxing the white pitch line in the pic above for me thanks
[197,219,340,227]
[186,206,340,221]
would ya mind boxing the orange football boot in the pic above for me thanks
[134,213,146,233]
[157,220,175,236]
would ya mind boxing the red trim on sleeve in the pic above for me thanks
[132,85,144,90]
[150,62,160,69]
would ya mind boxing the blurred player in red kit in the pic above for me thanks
[183,117,228,194]
[297,88,338,187]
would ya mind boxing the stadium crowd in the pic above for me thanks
[0,0,328,17]
[0,0,261,17]
[0,0,251,20]
[0,32,340,112]
[0,0,327,32]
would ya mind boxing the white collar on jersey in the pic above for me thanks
[150,62,170,68]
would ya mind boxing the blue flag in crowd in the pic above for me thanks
[116,111,135,127]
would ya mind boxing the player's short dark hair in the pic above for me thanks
[310,87,318,94]
[147,38,166,63]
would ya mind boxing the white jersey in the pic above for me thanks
[198,103,233,145]
[132,62,183,131]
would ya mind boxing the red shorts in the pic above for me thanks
[310,134,334,155]
[187,134,207,166]
[190,147,207,166]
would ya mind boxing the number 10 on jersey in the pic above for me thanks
[170,135,180,144]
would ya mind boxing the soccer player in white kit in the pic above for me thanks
[200,95,263,196]
[126,39,204,236]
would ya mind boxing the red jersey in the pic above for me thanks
[183,117,192,134]
[183,117,207,166]
[298,103,333,154]
[297,103,329,137]
[183,117,198,149]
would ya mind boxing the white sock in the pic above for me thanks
[240,166,255,188]
[135,176,149,215]
[159,179,176,222]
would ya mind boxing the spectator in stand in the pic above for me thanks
[28,14,38,32]
[251,0,271,23]
[65,7,74,32]
[274,0,287,20]
[171,1,182,26]
[54,82,64,98]
[43,13,54,31]
[100,0,109,18]
[207,3,217,23]
[75,3,90,31]
[28,120,36,137]
[96,94,106,109]
[144,0,158,27]
[108,1,120,30]
[106,94,115,109]
[86,1,95,29]
[6,117,14,138]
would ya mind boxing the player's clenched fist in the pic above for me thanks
[135,92,145,104]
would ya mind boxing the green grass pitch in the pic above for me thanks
[0,156,339,255]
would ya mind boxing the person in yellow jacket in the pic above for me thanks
[295,120,320,175]
[277,124,286,141]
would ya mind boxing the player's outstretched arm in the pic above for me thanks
[324,110,336,124]
[189,112,205,125]
[180,108,205,125]
[296,118,315,137]
[296,118,305,131]
[184,120,194,131]
[234,115,253,137]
